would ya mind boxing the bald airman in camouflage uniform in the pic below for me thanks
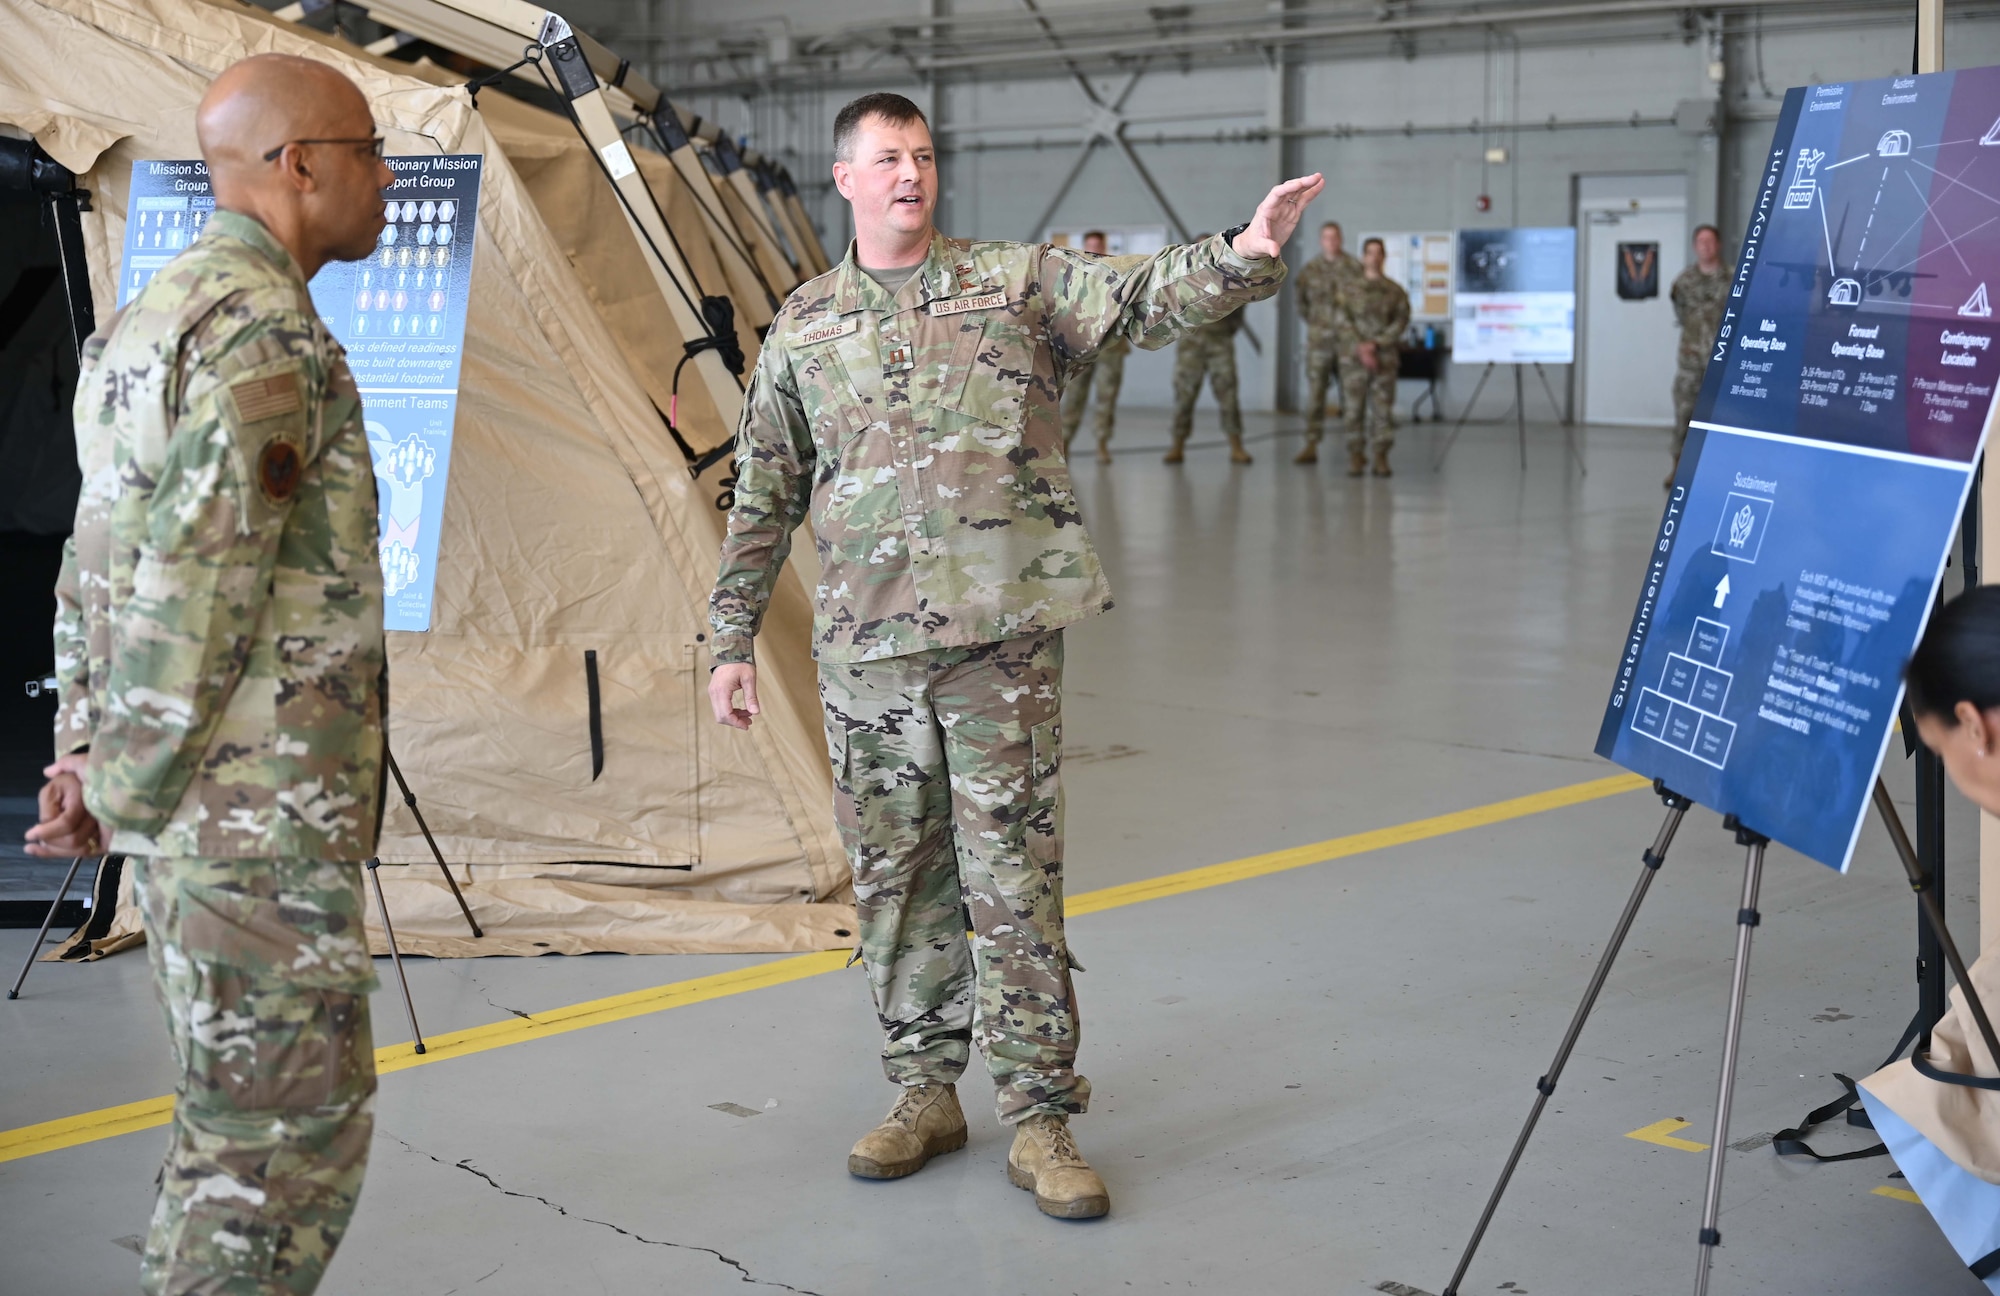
[1292,221,1360,464]
[709,92,1317,1220]
[46,55,393,1296]
[1670,224,1733,486]
[1338,237,1411,477]
[1166,310,1252,464]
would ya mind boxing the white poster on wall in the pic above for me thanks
[1359,230,1454,320]
[1045,225,1171,255]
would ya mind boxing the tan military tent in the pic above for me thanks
[4,0,854,956]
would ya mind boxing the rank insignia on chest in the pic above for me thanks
[927,290,1008,317]
[883,343,915,373]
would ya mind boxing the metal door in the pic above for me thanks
[1579,186,1687,426]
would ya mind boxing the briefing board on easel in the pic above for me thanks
[118,155,482,633]
[1595,67,2000,873]
[1452,227,1577,364]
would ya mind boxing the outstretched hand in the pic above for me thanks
[1231,173,1326,261]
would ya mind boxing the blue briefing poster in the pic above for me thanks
[118,154,482,632]
[1596,68,2000,872]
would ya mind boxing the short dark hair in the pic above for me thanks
[834,93,930,163]
[1082,229,1108,244]
[1693,224,1721,243]
[1321,221,1341,232]
[1361,236,1385,254]
[1906,586,2000,722]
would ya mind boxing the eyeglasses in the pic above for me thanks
[262,135,387,162]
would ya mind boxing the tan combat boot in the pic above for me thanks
[1294,440,1318,465]
[1347,444,1367,477]
[1162,441,1186,464]
[1228,437,1254,465]
[1371,446,1393,478]
[847,1082,968,1180]
[1007,1114,1110,1219]
[1096,438,1113,465]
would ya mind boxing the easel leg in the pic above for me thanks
[1514,367,1527,469]
[385,747,482,938]
[1432,362,1496,471]
[1873,779,2000,1071]
[1693,821,1768,1296]
[7,854,90,1000]
[367,857,427,1055]
[1533,362,1584,476]
[1442,783,1692,1296]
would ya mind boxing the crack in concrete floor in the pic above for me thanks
[386,1133,826,1295]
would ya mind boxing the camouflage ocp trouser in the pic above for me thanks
[1169,334,1243,446]
[1671,360,1702,464]
[1302,338,1340,444]
[1061,346,1127,448]
[818,630,1086,1125]
[134,855,378,1296]
[1341,354,1399,452]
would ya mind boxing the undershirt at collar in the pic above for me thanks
[859,262,923,295]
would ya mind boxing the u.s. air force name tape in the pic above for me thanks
[927,290,1007,317]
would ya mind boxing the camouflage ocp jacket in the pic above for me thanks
[710,229,1284,664]
[56,211,386,860]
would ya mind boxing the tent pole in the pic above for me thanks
[1441,782,1692,1296]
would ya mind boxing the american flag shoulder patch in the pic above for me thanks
[225,372,303,424]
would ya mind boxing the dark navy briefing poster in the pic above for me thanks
[1596,67,1999,872]
[119,154,482,632]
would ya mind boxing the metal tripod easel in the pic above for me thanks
[1431,360,1583,475]
[9,746,482,1059]
[1440,776,2000,1296]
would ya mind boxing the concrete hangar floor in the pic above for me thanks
[0,412,1982,1295]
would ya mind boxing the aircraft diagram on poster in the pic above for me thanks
[1596,68,2000,871]
[1452,227,1576,363]
[119,155,482,632]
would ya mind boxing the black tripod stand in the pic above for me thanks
[1442,777,2000,1296]
[9,746,483,1059]
[363,746,482,1054]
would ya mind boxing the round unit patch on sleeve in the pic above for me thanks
[257,438,304,504]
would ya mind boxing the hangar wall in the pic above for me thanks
[563,3,2000,416]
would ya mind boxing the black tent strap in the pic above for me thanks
[1771,1074,1891,1163]
[1912,1051,2000,1091]
[1974,1247,2000,1280]
[462,45,542,107]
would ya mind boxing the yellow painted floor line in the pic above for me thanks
[1625,1118,1711,1152]
[1872,1185,1922,1204]
[0,770,1647,1166]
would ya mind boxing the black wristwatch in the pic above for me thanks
[1219,221,1251,250]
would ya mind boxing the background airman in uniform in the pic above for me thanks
[1059,230,1131,465]
[1669,223,1733,486]
[1292,220,1360,464]
[1337,236,1411,477]
[1166,307,1252,465]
